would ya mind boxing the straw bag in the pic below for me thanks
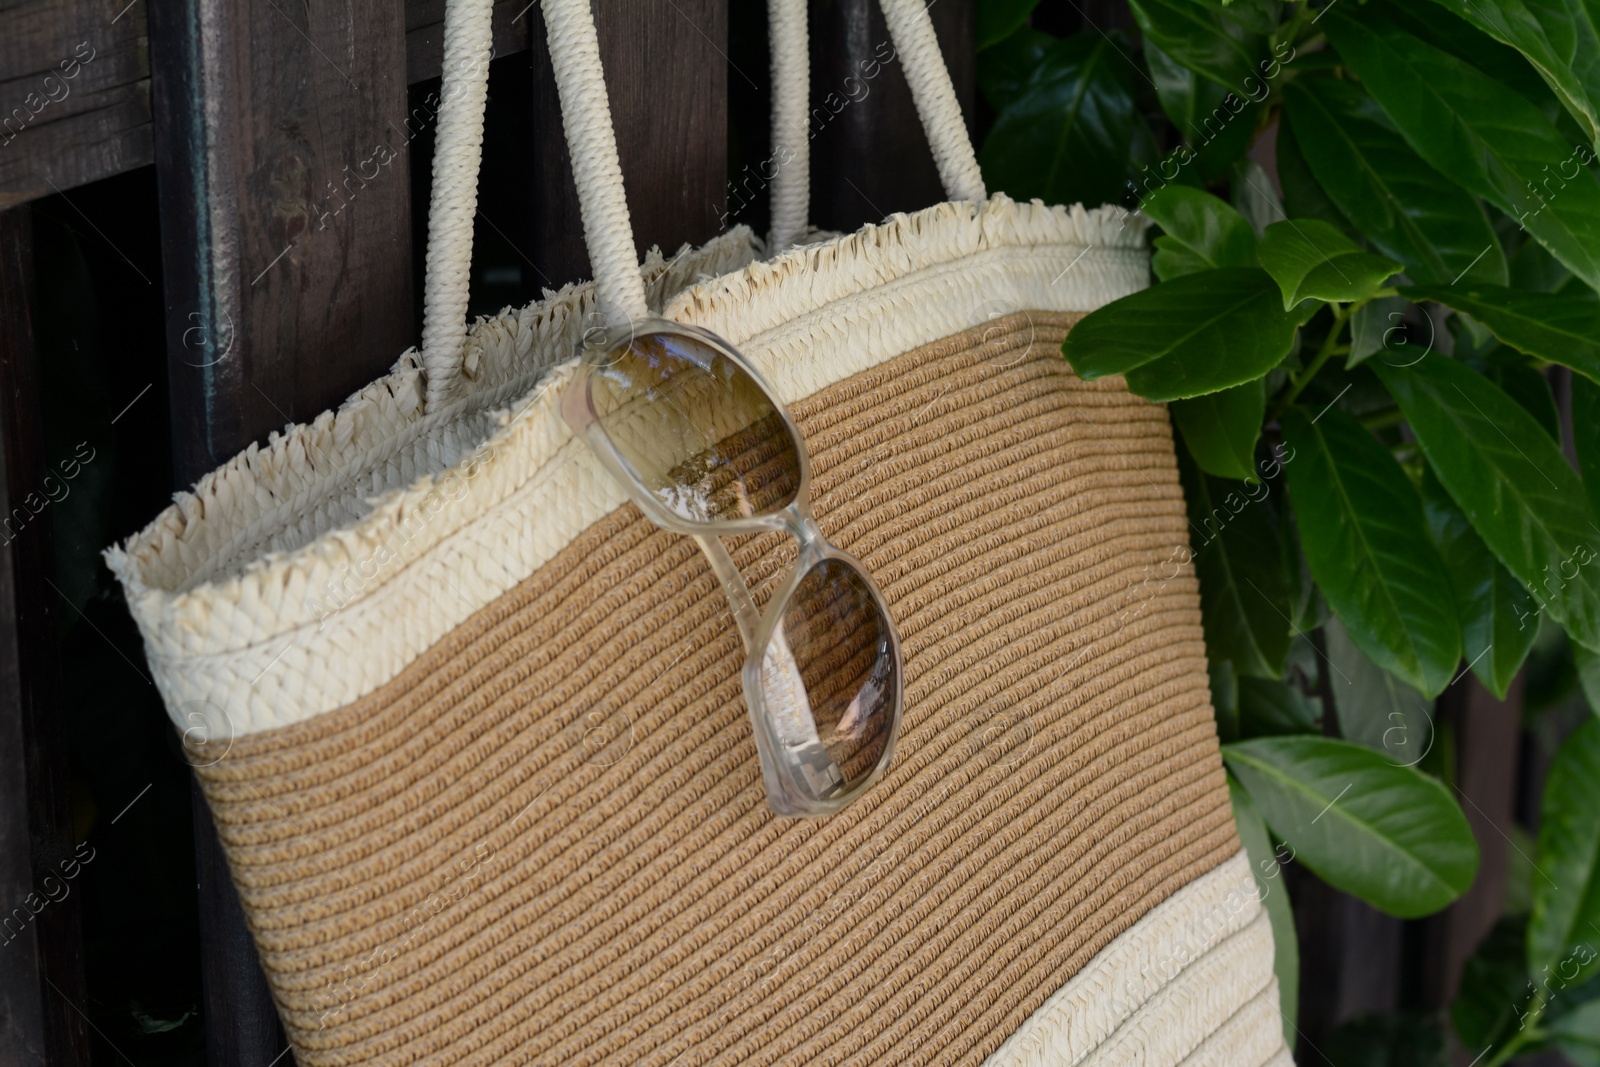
[108,0,1291,1062]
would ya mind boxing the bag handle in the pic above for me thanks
[545,0,988,328]
[878,0,986,204]
[766,0,809,252]
[418,0,987,403]
[418,0,496,410]
[763,0,986,251]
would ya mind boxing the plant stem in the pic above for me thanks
[1270,304,1351,420]
[1482,989,1549,1067]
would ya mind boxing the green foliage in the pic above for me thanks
[1170,379,1265,481]
[1282,76,1508,286]
[976,0,1042,50]
[1238,675,1322,736]
[1455,918,1530,1052]
[1377,357,1600,653]
[1578,374,1600,521]
[1282,406,1460,696]
[1257,219,1401,309]
[1141,184,1258,279]
[1324,617,1435,762]
[979,31,1157,209]
[1406,284,1600,382]
[1422,0,1600,148]
[1324,3,1600,290]
[1177,448,1295,678]
[1326,1012,1449,1066]
[1224,736,1479,917]
[1529,718,1600,986]
[1064,268,1299,400]
[976,0,1600,1051]
[1419,465,1539,698]
[1228,775,1299,1045]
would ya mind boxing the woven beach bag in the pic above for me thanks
[107,0,1292,1063]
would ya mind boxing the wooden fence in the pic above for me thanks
[0,1,1528,1064]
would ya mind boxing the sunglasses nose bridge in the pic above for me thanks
[780,505,823,551]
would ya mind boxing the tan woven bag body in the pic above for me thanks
[108,1,1290,1063]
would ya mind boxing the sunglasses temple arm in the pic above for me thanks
[693,535,761,651]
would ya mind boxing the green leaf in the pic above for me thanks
[1551,998,1600,1067]
[1282,76,1507,287]
[1324,4,1600,291]
[1327,1013,1449,1067]
[1178,449,1294,679]
[1325,616,1436,764]
[1511,234,1577,293]
[1257,219,1402,310]
[1576,373,1600,522]
[1422,0,1600,149]
[1276,110,1359,239]
[977,0,1041,50]
[1228,774,1299,1047]
[976,27,1053,111]
[1489,356,1562,442]
[1171,378,1265,482]
[1373,357,1600,653]
[1420,464,1540,698]
[1405,284,1600,384]
[1281,407,1462,696]
[1576,642,1600,714]
[1453,917,1529,1052]
[1063,268,1300,401]
[1141,184,1258,281]
[980,31,1158,210]
[1238,675,1322,737]
[1529,717,1600,984]
[1127,0,1271,91]
[1392,0,1569,111]
[1223,736,1478,917]
[1143,39,1262,186]
[1349,296,1412,367]
[1211,658,1240,741]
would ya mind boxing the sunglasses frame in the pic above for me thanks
[561,317,904,817]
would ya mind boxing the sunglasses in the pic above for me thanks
[563,319,904,817]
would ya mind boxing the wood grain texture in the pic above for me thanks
[1414,675,1525,1009]
[0,0,537,209]
[530,0,729,287]
[147,0,412,1061]
[0,0,153,208]
[405,0,530,85]
[808,0,976,233]
[0,205,90,1067]
[150,0,414,480]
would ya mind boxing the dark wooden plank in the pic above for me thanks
[530,0,729,287]
[0,0,153,208]
[406,0,530,85]
[147,0,413,1060]
[0,0,535,209]
[0,205,90,1067]
[1414,675,1526,1010]
[807,0,976,234]
[150,0,415,477]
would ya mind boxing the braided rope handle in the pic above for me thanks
[419,0,496,412]
[417,0,985,408]
[766,0,810,252]
[878,0,987,203]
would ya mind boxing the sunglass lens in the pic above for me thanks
[588,330,802,523]
[760,558,898,804]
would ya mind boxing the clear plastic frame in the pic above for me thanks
[561,318,904,817]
